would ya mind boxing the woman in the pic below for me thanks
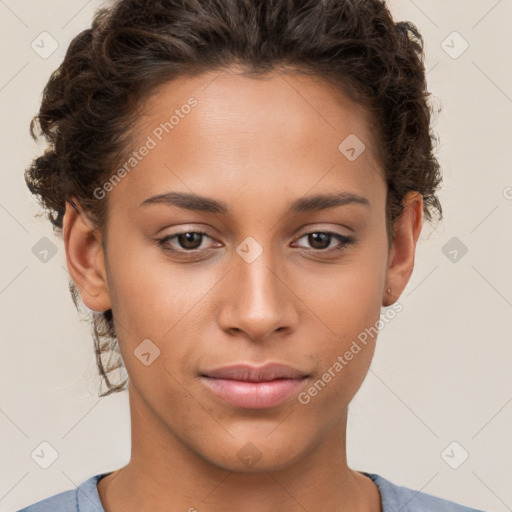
[17,0,486,510]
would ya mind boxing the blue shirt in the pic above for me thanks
[15,471,487,511]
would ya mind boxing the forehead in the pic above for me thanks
[108,68,385,214]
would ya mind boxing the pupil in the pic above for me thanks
[179,233,201,249]
[310,233,330,249]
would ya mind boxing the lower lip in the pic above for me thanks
[200,376,307,409]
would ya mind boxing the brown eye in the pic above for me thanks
[294,231,355,254]
[176,232,204,250]
[157,231,215,253]
[307,232,332,250]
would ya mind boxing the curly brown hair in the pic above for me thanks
[25,0,442,397]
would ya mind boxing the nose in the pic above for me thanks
[217,247,299,343]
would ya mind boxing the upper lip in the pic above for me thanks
[201,363,308,382]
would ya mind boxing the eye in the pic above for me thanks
[155,229,355,256]
[156,230,218,253]
[292,230,355,254]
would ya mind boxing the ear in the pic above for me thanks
[382,191,423,307]
[63,198,112,312]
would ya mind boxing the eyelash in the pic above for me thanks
[155,229,355,256]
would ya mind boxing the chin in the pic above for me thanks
[198,433,310,474]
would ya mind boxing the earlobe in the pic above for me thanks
[63,198,112,312]
[382,191,423,307]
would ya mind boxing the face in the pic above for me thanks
[65,68,421,473]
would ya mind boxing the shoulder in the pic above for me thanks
[14,473,108,512]
[362,472,488,512]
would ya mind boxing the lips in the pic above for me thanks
[202,363,308,382]
[200,363,309,409]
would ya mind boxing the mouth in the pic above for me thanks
[199,363,309,409]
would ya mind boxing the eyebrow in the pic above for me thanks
[139,190,371,214]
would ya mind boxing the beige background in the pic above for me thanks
[1,1,511,510]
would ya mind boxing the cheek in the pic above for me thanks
[104,240,222,382]
[303,241,387,339]
[297,241,387,404]
[106,237,213,336]
[297,287,381,417]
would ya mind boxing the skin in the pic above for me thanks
[63,68,423,512]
